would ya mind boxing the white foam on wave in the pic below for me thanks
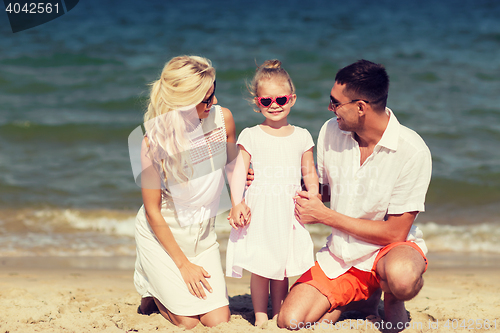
[302,222,500,254]
[4,207,499,257]
[0,208,137,257]
[60,210,136,237]
[416,222,500,253]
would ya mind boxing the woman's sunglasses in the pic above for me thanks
[256,94,293,107]
[201,80,216,104]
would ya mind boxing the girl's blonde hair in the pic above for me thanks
[144,55,215,191]
[248,59,295,112]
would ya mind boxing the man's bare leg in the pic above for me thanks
[277,283,330,329]
[317,308,342,324]
[318,288,382,328]
[342,287,382,318]
[375,245,426,332]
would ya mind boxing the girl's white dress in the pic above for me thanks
[134,105,229,316]
[226,125,315,280]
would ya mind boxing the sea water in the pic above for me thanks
[1,0,499,262]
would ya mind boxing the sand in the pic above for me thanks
[1,253,499,333]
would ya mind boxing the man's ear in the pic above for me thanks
[357,101,366,116]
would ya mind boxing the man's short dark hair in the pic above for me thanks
[335,59,389,111]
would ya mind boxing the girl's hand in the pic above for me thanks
[227,207,242,229]
[178,260,212,299]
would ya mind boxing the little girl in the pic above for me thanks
[226,60,318,326]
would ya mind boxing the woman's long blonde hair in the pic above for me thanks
[144,55,215,190]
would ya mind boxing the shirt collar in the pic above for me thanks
[340,107,400,151]
[376,108,400,151]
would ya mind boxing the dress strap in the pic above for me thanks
[213,105,227,139]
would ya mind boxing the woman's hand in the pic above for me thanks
[178,260,213,299]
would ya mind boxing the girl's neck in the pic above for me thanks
[259,121,294,137]
[262,117,289,128]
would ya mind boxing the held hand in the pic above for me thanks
[294,190,326,224]
[229,200,251,229]
[178,261,212,300]
[239,199,251,225]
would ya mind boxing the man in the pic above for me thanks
[277,60,432,331]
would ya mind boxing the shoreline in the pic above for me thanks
[1,253,499,332]
[3,251,500,270]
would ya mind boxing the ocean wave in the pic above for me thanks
[417,222,500,254]
[1,207,500,257]
[0,208,136,236]
[303,222,500,255]
[0,208,137,257]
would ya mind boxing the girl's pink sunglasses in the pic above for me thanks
[256,95,293,107]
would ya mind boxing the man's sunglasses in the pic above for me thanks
[201,80,216,104]
[256,94,293,107]
[329,95,387,111]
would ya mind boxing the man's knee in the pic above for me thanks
[277,296,330,329]
[385,259,424,300]
[277,306,299,329]
[378,245,426,300]
[276,294,313,329]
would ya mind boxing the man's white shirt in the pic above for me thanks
[316,108,432,278]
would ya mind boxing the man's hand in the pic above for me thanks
[294,190,328,224]
[246,168,254,187]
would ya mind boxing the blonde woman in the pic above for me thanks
[134,56,234,328]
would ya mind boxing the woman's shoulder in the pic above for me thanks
[218,106,234,126]
[218,106,233,122]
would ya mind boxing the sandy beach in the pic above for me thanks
[1,253,499,333]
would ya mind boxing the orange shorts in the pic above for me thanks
[293,241,428,312]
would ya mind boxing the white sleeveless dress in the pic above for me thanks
[226,125,315,280]
[134,105,229,316]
